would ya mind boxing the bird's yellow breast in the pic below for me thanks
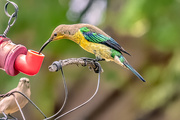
[72,30,113,61]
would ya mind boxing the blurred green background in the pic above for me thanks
[1,0,180,120]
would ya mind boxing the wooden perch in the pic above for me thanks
[48,57,103,73]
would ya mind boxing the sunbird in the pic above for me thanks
[39,24,145,82]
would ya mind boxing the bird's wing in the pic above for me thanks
[80,27,130,56]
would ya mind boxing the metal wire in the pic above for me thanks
[54,62,101,120]
[9,91,47,119]
[0,91,47,119]
[14,95,26,120]
[44,62,68,120]
[2,0,18,37]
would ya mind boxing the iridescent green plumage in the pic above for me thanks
[80,27,131,56]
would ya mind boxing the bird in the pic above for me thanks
[39,23,145,82]
[0,77,31,118]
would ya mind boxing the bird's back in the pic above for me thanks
[75,23,111,38]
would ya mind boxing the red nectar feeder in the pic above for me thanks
[15,50,44,76]
[0,36,44,76]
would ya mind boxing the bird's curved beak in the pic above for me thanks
[39,38,52,54]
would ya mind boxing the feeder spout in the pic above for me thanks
[15,50,44,76]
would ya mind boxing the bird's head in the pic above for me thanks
[18,77,30,89]
[39,24,76,53]
[50,24,69,41]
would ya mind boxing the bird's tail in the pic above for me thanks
[114,55,146,82]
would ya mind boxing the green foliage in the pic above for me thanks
[118,0,180,50]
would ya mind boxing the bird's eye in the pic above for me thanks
[54,33,57,36]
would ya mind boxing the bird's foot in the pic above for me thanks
[80,57,102,73]
[94,58,105,62]
[80,57,95,66]
[80,57,95,61]
[91,61,101,73]
[80,57,105,63]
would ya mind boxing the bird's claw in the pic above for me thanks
[80,57,102,73]
[93,61,101,73]
[80,57,94,66]
[94,58,105,62]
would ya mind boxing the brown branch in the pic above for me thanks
[48,57,103,73]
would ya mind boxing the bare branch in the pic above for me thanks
[48,57,103,73]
